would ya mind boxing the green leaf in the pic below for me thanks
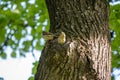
[11,52,16,58]
[117,19,120,24]
[32,66,37,75]
[14,32,22,40]
[0,52,7,59]
[31,29,36,36]
[0,14,8,28]
[36,25,42,32]
[45,20,50,31]
[39,15,46,23]
[27,19,36,27]
[35,41,44,50]
[32,61,38,75]
[32,61,38,66]
[28,76,34,80]
[23,41,31,52]
[0,29,6,45]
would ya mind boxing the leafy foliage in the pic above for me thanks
[110,4,120,79]
[110,4,120,69]
[28,61,38,80]
[110,4,120,50]
[0,0,49,58]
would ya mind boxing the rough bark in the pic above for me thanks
[35,0,111,80]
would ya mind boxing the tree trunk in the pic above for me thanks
[35,0,111,80]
